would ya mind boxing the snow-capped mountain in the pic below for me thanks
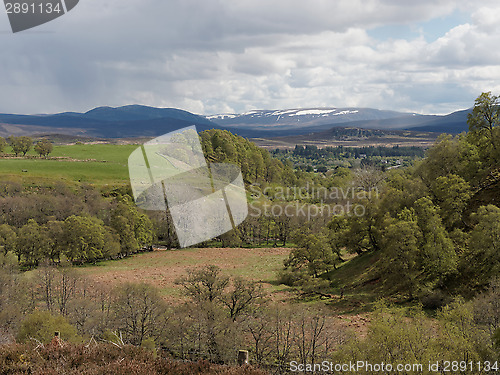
[206,107,425,131]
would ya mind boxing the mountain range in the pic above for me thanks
[0,105,471,139]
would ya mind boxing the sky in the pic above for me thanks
[1,0,500,116]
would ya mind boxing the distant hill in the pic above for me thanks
[207,107,426,130]
[406,109,471,134]
[207,107,471,136]
[0,105,220,138]
[0,105,472,139]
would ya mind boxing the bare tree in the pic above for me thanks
[176,265,229,304]
[112,282,169,346]
[220,278,264,321]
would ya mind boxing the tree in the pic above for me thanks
[472,278,500,336]
[285,230,336,278]
[112,283,168,346]
[34,139,53,158]
[9,136,32,156]
[0,224,17,256]
[0,137,7,153]
[16,219,51,266]
[417,134,484,185]
[176,265,229,304]
[431,174,472,230]
[381,209,422,297]
[467,92,500,162]
[413,197,457,283]
[43,220,64,263]
[328,197,382,255]
[437,298,491,363]
[61,215,107,263]
[109,196,154,255]
[494,328,500,351]
[220,277,263,321]
[461,205,500,291]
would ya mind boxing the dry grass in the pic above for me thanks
[78,247,292,301]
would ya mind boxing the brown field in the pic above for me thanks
[77,247,372,333]
[78,247,292,301]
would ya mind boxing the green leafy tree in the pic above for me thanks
[0,224,17,256]
[328,197,381,256]
[110,214,137,254]
[102,229,121,259]
[9,136,33,156]
[431,174,472,230]
[417,134,483,184]
[16,219,51,266]
[285,230,337,278]
[437,298,492,362]
[61,216,107,263]
[461,205,500,291]
[110,196,154,254]
[43,220,64,263]
[413,197,457,282]
[34,139,53,158]
[381,209,422,297]
[467,92,500,163]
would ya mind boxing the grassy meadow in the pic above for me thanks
[0,144,137,186]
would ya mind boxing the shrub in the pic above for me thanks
[17,310,81,344]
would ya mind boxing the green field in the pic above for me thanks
[0,144,137,186]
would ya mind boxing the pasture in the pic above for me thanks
[77,247,292,300]
[0,144,137,186]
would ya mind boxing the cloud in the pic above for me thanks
[0,0,498,115]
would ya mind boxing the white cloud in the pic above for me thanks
[0,0,498,115]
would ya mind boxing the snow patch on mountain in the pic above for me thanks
[207,108,362,121]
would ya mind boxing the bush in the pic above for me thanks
[419,288,452,310]
[17,310,81,344]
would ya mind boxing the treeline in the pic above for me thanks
[273,144,425,160]
[282,92,500,303]
[0,182,154,267]
[0,262,498,372]
[0,136,53,157]
[200,129,327,188]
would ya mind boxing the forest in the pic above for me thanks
[0,92,499,373]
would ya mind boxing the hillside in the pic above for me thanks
[407,109,471,133]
